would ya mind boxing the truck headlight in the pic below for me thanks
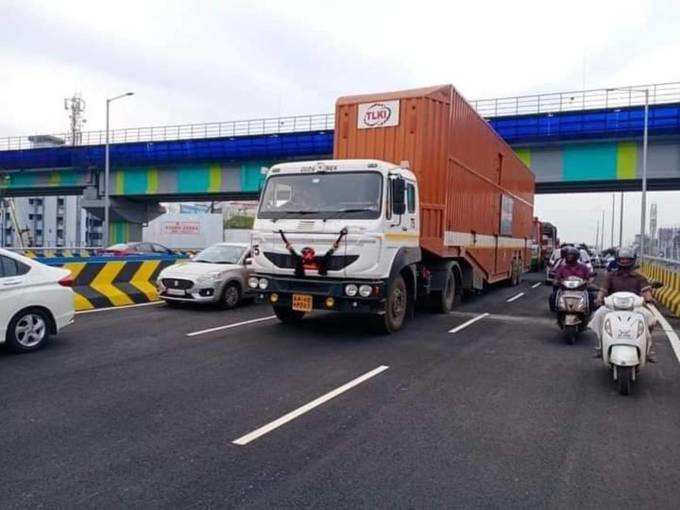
[248,277,259,289]
[345,284,358,297]
[359,285,372,297]
[258,278,269,290]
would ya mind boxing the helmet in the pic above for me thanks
[616,248,636,269]
[560,245,571,258]
[564,246,579,264]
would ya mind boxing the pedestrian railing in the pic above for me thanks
[2,81,680,151]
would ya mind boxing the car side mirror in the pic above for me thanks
[651,280,664,289]
[244,257,253,266]
[392,177,406,215]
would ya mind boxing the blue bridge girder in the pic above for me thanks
[1,102,680,195]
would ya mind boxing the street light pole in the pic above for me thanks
[619,191,624,247]
[640,89,649,257]
[606,87,649,256]
[103,92,134,247]
[610,193,615,248]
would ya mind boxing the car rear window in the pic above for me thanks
[0,255,30,277]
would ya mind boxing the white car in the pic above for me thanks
[157,243,253,308]
[0,248,75,352]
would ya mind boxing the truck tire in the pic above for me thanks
[273,305,306,323]
[375,275,407,334]
[433,270,456,313]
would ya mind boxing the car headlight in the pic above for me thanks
[248,277,259,289]
[359,284,372,297]
[345,284,358,297]
[258,278,269,290]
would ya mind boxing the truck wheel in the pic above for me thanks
[375,275,407,334]
[273,305,306,323]
[434,270,456,313]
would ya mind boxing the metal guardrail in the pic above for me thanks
[2,81,680,151]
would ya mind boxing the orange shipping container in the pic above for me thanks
[334,85,535,283]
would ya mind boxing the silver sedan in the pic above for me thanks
[157,243,253,309]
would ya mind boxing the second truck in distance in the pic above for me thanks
[249,85,535,332]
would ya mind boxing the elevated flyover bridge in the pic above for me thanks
[1,81,679,241]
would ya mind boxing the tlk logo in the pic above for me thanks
[362,103,392,127]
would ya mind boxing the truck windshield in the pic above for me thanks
[258,172,382,220]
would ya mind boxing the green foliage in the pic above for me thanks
[224,215,254,229]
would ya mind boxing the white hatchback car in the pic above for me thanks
[0,248,75,352]
[157,243,253,308]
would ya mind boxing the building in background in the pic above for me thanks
[0,196,103,248]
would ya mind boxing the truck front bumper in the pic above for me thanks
[252,275,387,313]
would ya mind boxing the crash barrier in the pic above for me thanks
[39,255,184,311]
[640,257,680,317]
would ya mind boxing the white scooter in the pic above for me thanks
[600,292,651,395]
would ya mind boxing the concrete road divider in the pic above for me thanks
[641,260,680,317]
[36,256,183,311]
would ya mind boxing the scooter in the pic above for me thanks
[555,276,591,344]
[600,292,650,395]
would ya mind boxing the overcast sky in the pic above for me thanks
[1,0,679,244]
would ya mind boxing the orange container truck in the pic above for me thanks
[249,84,535,332]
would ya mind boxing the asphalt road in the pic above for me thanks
[2,273,680,509]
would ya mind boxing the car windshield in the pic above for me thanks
[258,171,382,220]
[193,245,246,264]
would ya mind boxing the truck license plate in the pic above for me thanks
[292,294,313,312]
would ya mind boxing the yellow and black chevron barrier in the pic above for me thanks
[61,259,176,311]
[640,260,680,317]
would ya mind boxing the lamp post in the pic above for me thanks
[104,92,134,247]
[606,87,649,257]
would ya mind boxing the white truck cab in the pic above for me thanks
[249,159,421,332]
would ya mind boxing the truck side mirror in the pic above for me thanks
[392,177,406,215]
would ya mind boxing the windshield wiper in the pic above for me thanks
[193,259,212,263]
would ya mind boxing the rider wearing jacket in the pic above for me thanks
[549,246,593,311]
[589,248,656,361]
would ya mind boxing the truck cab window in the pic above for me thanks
[406,183,416,213]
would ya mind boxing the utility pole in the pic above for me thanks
[595,217,600,252]
[619,192,624,248]
[600,209,605,251]
[610,193,615,248]
[65,94,87,246]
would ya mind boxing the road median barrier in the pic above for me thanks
[641,259,680,317]
[37,255,187,311]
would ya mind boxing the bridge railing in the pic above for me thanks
[471,81,680,118]
[0,113,336,151]
[2,81,680,151]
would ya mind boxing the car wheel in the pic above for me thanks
[221,282,241,310]
[6,309,50,353]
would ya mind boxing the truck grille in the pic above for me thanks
[161,278,194,290]
[263,252,358,271]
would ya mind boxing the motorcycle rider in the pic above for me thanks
[588,248,657,361]
[549,246,594,312]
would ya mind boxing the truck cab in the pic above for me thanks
[249,159,421,332]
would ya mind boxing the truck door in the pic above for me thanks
[385,176,419,248]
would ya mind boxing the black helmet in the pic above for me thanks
[560,245,570,258]
[564,246,579,264]
[616,248,636,269]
